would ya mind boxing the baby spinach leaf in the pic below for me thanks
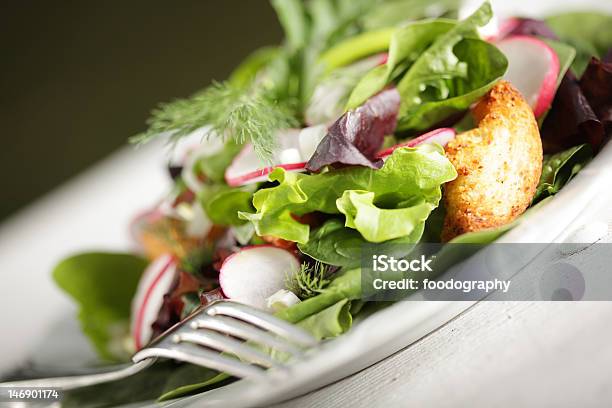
[52,253,148,361]
[347,20,456,109]
[299,218,425,268]
[546,12,612,76]
[201,187,254,226]
[346,2,506,131]
[397,37,506,130]
[298,219,362,267]
[534,144,593,203]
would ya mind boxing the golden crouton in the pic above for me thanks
[441,81,543,241]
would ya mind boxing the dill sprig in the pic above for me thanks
[288,261,332,299]
[131,81,298,163]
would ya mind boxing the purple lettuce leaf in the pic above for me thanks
[306,87,400,172]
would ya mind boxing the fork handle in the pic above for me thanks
[0,359,155,390]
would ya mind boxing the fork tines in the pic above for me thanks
[132,300,318,379]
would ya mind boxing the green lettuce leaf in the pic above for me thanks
[277,267,362,323]
[337,190,432,242]
[52,253,148,361]
[239,144,456,244]
[297,298,352,339]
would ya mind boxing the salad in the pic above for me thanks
[47,0,611,405]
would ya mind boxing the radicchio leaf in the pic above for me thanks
[540,71,604,153]
[306,87,400,172]
[580,57,612,133]
[151,270,204,337]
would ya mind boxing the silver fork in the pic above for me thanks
[0,300,318,390]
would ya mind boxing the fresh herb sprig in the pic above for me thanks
[289,261,332,299]
[131,81,298,163]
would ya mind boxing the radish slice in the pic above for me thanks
[131,255,178,350]
[225,129,312,186]
[376,128,456,159]
[496,35,560,117]
[219,245,300,309]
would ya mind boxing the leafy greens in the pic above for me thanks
[346,1,507,132]
[239,144,456,244]
[534,144,593,203]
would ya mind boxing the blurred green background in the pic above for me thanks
[0,1,281,221]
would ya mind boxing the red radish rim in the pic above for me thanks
[225,161,307,187]
[227,127,455,185]
[496,35,560,117]
[376,128,456,158]
[377,52,389,65]
[133,256,176,350]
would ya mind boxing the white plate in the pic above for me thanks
[1,0,611,406]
